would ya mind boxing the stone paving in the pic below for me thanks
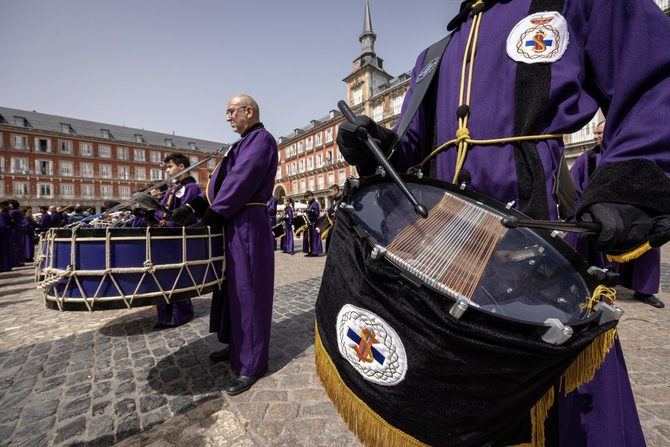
[0,247,668,446]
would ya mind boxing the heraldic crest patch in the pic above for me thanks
[506,11,569,64]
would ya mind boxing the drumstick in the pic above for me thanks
[338,100,428,219]
[501,215,602,234]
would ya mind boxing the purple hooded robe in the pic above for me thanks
[207,122,278,376]
[383,0,670,444]
[302,200,322,255]
[281,204,294,254]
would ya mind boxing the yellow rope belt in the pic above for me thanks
[245,202,267,206]
[428,0,563,183]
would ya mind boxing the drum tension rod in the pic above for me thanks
[501,215,601,234]
[449,296,470,320]
[542,318,574,345]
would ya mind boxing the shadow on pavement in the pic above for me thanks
[0,288,34,299]
[146,308,315,396]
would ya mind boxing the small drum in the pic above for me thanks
[37,226,225,311]
[271,223,285,239]
[292,214,309,236]
[315,214,333,240]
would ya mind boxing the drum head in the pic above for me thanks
[348,179,593,326]
[131,192,162,210]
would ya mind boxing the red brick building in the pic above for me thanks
[0,106,225,209]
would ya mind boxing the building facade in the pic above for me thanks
[274,0,670,208]
[0,107,225,209]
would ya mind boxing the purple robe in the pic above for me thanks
[207,123,277,376]
[39,212,53,233]
[155,177,201,227]
[302,200,322,255]
[387,0,666,444]
[281,205,294,254]
[268,196,278,250]
[8,210,25,267]
[0,211,11,271]
[21,216,35,261]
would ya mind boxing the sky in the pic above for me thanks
[0,0,460,144]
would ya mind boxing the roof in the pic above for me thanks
[0,106,227,153]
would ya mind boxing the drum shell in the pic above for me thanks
[271,223,285,239]
[292,214,308,236]
[40,227,225,311]
[316,215,333,240]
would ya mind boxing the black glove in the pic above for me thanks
[202,209,227,228]
[580,203,670,253]
[336,115,394,172]
[169,205,193,225]
[132,206,149,218]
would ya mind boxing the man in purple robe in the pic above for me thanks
[21,208,37,262]
[267,196,278,250]
[337,1,670,445]
[572,121,663,309]
[8,200,25,267]
[302,191,322,257]
[171,94,277,395]
[325,184,341,254]
[39,206,54,233]
[150,153,201,330]
[0,201,12,272]
[281,197,294,254]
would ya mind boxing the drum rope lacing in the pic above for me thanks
[418,0,563,182]
[37,227,225,311]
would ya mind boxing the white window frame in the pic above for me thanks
[79,142,94,156]
[150,168,162,180]
[150,151,161,163]
[60,160,74,177]
[353,86,363,105]
[135,166,146,180]
[11,157,28,174]
[117,147,129,160]
[34,137,52,153]
[80,162,94,178]
[134,149,145,162]
[325,128,333,143]
[37,183,53,198]
[59,139,73,154]
[60,183,75,198]
[373,104,383,122]
[393,95,404,115]
[118,165,130,180]
[100,164,112,179]
[100,184,114,199]
[99,145,112,158]
[119,186,131,199]
[82,184,95,198]
[12,134,28,150]
[14,181,30,197]
[35,159,53,176]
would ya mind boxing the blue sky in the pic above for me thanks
[0,1,460,143]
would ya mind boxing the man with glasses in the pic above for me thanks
[171,94,278,395]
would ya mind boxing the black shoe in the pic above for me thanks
[633,292,665,308]
[152,323,170,331]
[224,369,267,396]
[209,346,230,362]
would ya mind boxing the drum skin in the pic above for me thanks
[39,227,225,311]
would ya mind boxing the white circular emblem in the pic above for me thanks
[175,186,186,198]
[336,304,407,386]
[506,12,569,64]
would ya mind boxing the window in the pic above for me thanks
[316,154,323,168]
[35,137,51,153]
[275,166,281,180]
[99,145,112,158]
[37,183,53,198]
[298,160,305,173]
[191,172,199,183]
[307,157,313,170]
[134,149,145,162]
[59,139,73,154]
[11,157,28,174]
[306,137,313,150]
[189,155,198,165]
[0,156,4,173]
[14,116,26,127]
[119,186,131,199]
[339,169,346,185]
[208,159,217,169]
[150,168,161,180]
[150,151,161,163]
[117,147,129,160]
[315,132,322,146]
[298,141,304,154]
[328,172,335,186]
[300,179,306,192]
[14,182,29,197]
[326,150,333,164]
[61,184,75,198]
[80,142,93,156]
[292,181,298,194]
[118,165,130,180]
[35,160,53,176]
[291,162,296,175]
[317,174,324,190]
[308,177,315,191]
[60,161,74,177]
[325,128,333,143]
[393,95,404,115]
[134,134,144,143]
[82,184,95,198]
[188,142,197,150]
[373,105,383,122]
[164,139,174,148]
[337,147,344,162]
[353,86,363,105]
[80,162,94,178]
[100,185,113,199]
[60,123,72,134]
[101,129,111,139]
[100,164,112,178]
[12,134,28,150]
[135,167,146,180]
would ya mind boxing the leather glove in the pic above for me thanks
[336,115,394,171]
[580,203,670,253]
[202,209,227,228]
[132,206,149,218]
[169,205,193,225]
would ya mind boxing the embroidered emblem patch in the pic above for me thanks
[417,57,439,83]
[175,186,186,198]
[506,12,569,64]
[336,304,407,386]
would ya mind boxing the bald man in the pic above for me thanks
[171,94,278,395]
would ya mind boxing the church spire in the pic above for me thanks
[359,0,376,57]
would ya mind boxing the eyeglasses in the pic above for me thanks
[225,106,249,117]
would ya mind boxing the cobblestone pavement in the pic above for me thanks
[0,246,668,446]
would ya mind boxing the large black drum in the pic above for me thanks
[315,215,333,240]
[38,226,225,311]
[292,214,309,236]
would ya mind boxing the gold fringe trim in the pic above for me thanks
[562,328,617,395]
[606,241,652,263]
[530,388,554,447]
[314,323,429,447]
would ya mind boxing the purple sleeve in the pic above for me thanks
[389,49,431,173]
[268,197,277,215]
[570,153,589,198]
[583,0,670,171]
[209,132,278,219]
[182,183,202,204]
